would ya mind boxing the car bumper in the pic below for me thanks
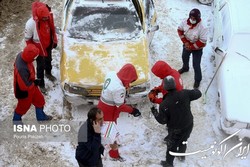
[63,90,148,106]
[220,117,250,138]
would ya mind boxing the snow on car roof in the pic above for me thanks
[228,0,250,33]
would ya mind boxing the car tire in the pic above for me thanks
[197,0,214,5]
[63,97,73,120]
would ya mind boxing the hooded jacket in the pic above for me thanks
[151,61,183,104]
[25,2,57,56]
[98,64,138,122]
[14,44,40,98]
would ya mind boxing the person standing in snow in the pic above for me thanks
[75,107,105,167]
[177,8,208,88]
[150,76,201,167]
[97,63,141,161]
[148,60,183,104]
[25,1,58,94]
[13,44,52,123]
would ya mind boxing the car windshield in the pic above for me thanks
[67,6,142,41]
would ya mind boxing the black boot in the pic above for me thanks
[160,160,174,167]
[178,68,189,74]
[193,81,200,89]
[45,72,56,82]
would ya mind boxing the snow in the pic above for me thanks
[0,0,250,167]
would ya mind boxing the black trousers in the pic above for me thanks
[181,46,203,82]
[77,158,103,167]
[36,46,53,87]
[165,123,193,165]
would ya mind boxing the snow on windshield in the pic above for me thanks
[67,6,141,41]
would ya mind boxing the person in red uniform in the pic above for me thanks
[148,60,183,104]
[13,44,52,123]
[177,8,208,88]
[98,63,141,161]
[25,1,58,94]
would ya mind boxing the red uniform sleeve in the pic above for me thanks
[117,103,133,113]
[177,29,189,44]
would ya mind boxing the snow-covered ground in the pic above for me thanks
[0,0,249,166]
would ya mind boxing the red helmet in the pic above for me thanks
[189,8,201,21]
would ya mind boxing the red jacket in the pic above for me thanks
[151,61,183,104]
[25,2,57,56]
[98,64,138,122]
[14,44,40,97]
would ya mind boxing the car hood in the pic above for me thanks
[217,34,250,123]
[60,37,149,87]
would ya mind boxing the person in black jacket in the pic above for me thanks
[75,107,104,167]
[151,76,202,167]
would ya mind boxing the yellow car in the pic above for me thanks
[60,0,159,105]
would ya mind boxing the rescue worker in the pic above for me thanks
[13,44,52,123]
[25,1,58,94]
[148,60,183,104]
[98,63,141,161]
[177,8,208,88]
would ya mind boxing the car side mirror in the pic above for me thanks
[148,25,159,33]
[55,27,63,35]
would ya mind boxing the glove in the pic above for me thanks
[34,79,41,86]
[150,106,158,116]
[148,90,157,103]
[184,42,190,49]
[53,43,57,49]
[131,108,141,117]
[151,87,160,94]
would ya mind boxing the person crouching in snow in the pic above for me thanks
[97,63,141,161]
[148,60,183,104]
[13,44,53,124]
[150,76,201,167]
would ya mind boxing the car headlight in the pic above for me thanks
[64,83,88,96]
[129,81,150,94]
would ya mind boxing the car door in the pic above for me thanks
[132,0,158,43]
[145,0,158,44]
[212,0,231,64]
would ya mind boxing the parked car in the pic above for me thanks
[212,0,250,138]
[60,0,159,106]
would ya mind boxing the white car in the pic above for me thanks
[212,0,250,138]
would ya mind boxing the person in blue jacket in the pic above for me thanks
[75,107,104,167]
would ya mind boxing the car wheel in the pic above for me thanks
[63,97,73,120]
[197,0,213,5]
